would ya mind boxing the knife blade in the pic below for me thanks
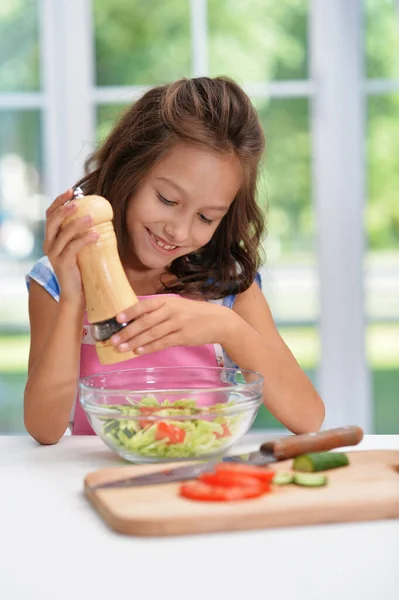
[88,425,363,491]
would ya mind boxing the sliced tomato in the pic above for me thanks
[214,423,231,439]
[214,463,276,484]
[138,407,159,429]
[155,421,186,444]
[199,470,269,492]
[179,481,267,502]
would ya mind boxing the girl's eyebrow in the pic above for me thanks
[203,205,229,212]
[155,176,229,212]
[155,175,186,195]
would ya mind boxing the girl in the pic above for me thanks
[24,76,324,445]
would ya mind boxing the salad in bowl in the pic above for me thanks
[79,366,263,463]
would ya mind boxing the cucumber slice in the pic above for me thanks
[293,452,349,472]
[294,472,328,487]
[103,419,119,434]
[273,472,294,485]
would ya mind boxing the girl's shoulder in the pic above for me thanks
[210,271,262,309]
[25,255,60,302]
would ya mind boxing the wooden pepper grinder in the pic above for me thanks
[62,187,139,364]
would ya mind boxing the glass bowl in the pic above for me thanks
[79,366,263,463]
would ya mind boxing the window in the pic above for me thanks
[0,0,397,436]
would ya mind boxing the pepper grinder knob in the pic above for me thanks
[72,186,84,199]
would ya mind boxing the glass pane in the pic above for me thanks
[252,326,318,430]
[0,109,44,434]
[96,104,129,142]
[251,97,319,429]
[256,97,313,257]
[208,0,309,83]
[367,324,399,434]
[365,0,399,79]
[0,0,40,92]
[0,334,29,433]
[366,93,399,433]
[93,0,191,86]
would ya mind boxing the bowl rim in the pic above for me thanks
[79,366,263,417]
[78,365,264,397]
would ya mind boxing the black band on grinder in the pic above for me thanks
[91,317,133,342]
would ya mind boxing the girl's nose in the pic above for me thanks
[164,221,190,244]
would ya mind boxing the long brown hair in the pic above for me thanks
[77,76,265,300]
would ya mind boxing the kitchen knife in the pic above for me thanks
[88,425,363,491]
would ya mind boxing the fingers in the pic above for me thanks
[46,189,74,218]
[55,230,99,266]
[49,214,95,258]
[110,302,169,345]
[111,298,181,353]
[135,333,181,354]
[44,201,78,254]
[43,186,96,257]
[115,321,179,354]
[116,297,167,324]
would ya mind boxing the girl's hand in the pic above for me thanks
[43,189,99,305]
[110,296,235,354]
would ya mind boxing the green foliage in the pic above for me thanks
[208,0,308,82]
[93,0,191,85]
[364,0,399,250]
[365,0,399,79]
[255,97,312,254]
[0,110,42,166]
[0,0,398,255]
[366,94,399,250]
[96,104,129,143]
[0,0,40,92]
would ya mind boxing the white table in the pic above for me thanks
[1,433,398,600]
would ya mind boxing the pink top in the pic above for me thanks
[72,295,225,434]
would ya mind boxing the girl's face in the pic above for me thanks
[125,143,242,270]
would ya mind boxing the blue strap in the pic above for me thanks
[222,270,262,310]
[25,255,60,302]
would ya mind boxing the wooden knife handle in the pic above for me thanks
[260,426,364,460]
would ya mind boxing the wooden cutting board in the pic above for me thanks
[84,450,399,536]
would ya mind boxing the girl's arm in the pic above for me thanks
[24,188,100,445]
[24,281,84,445]
[223,281,325,434]
[107,287,325,435]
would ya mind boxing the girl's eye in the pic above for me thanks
[157,192,175,206]
[199,213,213,225]
[157,191,212,224]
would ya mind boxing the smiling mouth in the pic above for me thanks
[146,229,179,252]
